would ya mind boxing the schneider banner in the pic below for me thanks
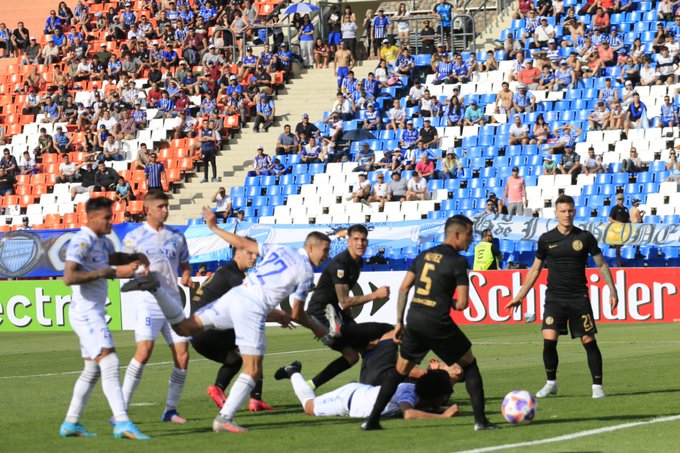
[1,268,678,332]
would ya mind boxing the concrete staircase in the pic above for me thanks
[167,64,346,224]
[474,0,517,50]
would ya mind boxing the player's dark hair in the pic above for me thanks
[555,194,575,206]
[304,231,331,246]
[85,197,113,213]
[445,215,473,233]
[347,224,368,237]
[144,189,169,203]
[415,369,453,402]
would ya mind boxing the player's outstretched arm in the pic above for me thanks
[291,299,326,338]
[63,260,140,286]
[202,206,259,254]
[336,283,390,310]
[593,253,619,310]
[267,308,294,328]
[400,402,459,419]
[505,257,544,313]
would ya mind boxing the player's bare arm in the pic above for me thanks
[336,283,390,310]
[453,285,469,311]
[291,299,326,338]
[505,257,544,312]
[202,206,259,254]
[267,308,293,328]
[64,260,141,285]
[400,402,459,419]
[592,253,619,310]
[394,271,415,342]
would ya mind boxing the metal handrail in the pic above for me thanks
[450,14,476,53]
[213,27,238,64]
[382,14,445,54]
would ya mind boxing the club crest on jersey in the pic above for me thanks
[337,269,345,279]
[545,316,554,326]
[572,240,583,251]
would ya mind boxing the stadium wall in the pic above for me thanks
[1,268,678,331]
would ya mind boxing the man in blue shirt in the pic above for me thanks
[433,0,453,42]
[145,153,167,191]
[254,94,275,133]
[372,10,390,57]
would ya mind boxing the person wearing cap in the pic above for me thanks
[473,229,502,271]
[581,146,603,175]
[442,150,463,179]
[253,93,275,133]
[16,216,31,230]
[24,36,41,65]
[541,154,557,175]
[295,113,320,141]
[379,38,399,65]
[511,83,536,113]
[420,19,436,54]
[504,167,527,216]
[301,136,323,163]
[248,146,273,177]
[362,102,382,132]
[520,9,539,46]
[367,172,391,209]
[432,52,455,85]
[608,194,630,267]
[532,17,556,49]
[464,99,487,126]
[199,119,220,183]
[371,9,390,57]
[537,63,556,90]
[557,144,581,182]
[277,42,294,83]
[399,120,419,150]
[630,198,645,224]
[324,111,344,143]
[349,173,371,203]
[430,44,447,72]
[41,37,60,65]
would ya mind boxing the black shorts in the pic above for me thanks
[400,314,472,365]
[360,339,398,386]
[542,295,597,339]
[190,329,237,363]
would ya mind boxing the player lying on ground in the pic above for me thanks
[190,239,289,411]
[506,194,618,399]
[305,223,393,390]
[275,362,460,420]
[60,197,150,440]
[122,206,331,433]
[362,215,497,431]
[120,190,193,424]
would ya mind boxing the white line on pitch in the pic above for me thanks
[455,414,680,453]
[0,347,328,380]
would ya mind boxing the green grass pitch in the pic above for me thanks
[2,323,679,452]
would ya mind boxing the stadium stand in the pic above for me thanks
[0,0,678,269]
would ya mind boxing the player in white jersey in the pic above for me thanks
[59,198,150,440]
[120,190,193,424]
[274,362,459,420]
[124,206,332,433]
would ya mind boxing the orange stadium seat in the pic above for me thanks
[166,168,182,183]
[127,200,145,214]
[14,185,31,196]
[15,175,30,185]
[32,184,48,198]
[18,194,35,207]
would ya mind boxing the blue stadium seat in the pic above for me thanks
[601,184,617,196]
[296,174,312,185]
[458,198,475,210]
[258,206,274,217]
[252,196,268,207]
[282,185,298,195]
[246,186,261,197]
[292,164,309,175]
[232,196,247,209]
[414,54,431,67]
[644,215,661,224]
[441,199,456,211]
[612,173,629,185]
[230,187,245,198]
[576,206,592,219]
[269,195,285,206]
[244,176,260,186]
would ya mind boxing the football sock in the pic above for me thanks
[251,377,264,400]
[215,358,242,390]
[151,286,186,325]
[291,372,316,407]
[311,356,353,389]
[543,339,559,381]
[220,374,255,420]
[122,358,144,409]
[365,368,405,426]
[462,360,487,425]
[99,353,130,423]
[340,322,393,349]
[165,367,187,412]
[583,340,603,385]
[65,360,100,423]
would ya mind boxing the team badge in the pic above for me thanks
[545,316,554,326]
[337,269,345,278]
[0,231,43,277]
[572,240,583,251]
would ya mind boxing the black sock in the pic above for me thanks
[340,322,393,349]
[365,368,405,426]
[311,356,353,389]
[583,340,603,385]
[250,377,263,400]
[463,360,487,425]
[543,339,558,381]
[215,358,243,390]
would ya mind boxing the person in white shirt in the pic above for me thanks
[405,172,429,200]
[57,153,78,183]
[532,17,555,48]
[368,172,391,209]
[122,207,331,433]
[60,198,150,440]
[349,173,372,203]
[212,187,233,219]
[331,92,353,120]
[120,190,194,424]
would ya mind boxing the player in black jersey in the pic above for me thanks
[362,215,497,431]
[190,239,291,412]
[506,194,618,399]
[305,224,392,389]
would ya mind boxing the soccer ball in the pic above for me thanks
[501,390,537,424]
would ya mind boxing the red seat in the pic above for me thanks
[127,200,145,214]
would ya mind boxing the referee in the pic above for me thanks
[506,194,618,399]
[362,215,496,431]
[190,239,289,412]
[305,224,392,389]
